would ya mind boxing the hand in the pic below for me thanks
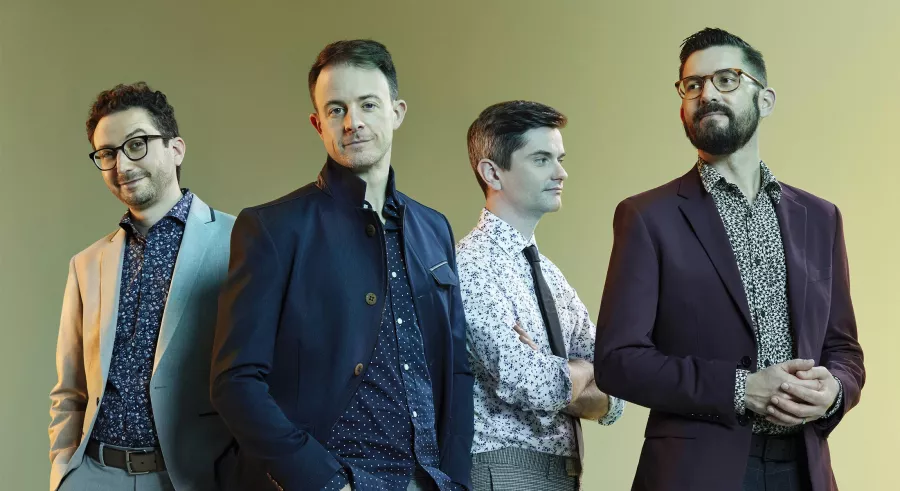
[564,384,610,421]
[567,358,594,401]
[744,359,818,417]
[766,366,840,426]
[340,486,351,491]
[514,323,539,351]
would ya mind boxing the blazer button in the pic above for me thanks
[365,224,376,237]
[354,363,364,376]
[365,293,377,305]
[740,356,753,369]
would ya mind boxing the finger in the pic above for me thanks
[518,335,538,350]
[769,394,819,418]
[784,375,821,390]
[772,391,801,403]
[766,404,804,426]
[781,358,815,373]
[780,382,828,408]
[795,366,831,381]
[513,325,533,339]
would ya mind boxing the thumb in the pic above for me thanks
[782,358,815,373]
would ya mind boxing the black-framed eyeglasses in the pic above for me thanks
[88,135,167,171]
[675,68,765,100]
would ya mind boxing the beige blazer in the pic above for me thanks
[49,195,235,491]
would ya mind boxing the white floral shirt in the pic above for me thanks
[456,209,624,457]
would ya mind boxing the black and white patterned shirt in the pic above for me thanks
[92,190,193,448]
[457,209,624,457]
[699,161,842,435]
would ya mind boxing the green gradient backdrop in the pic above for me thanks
[2,1,897,489]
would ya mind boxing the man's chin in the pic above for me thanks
[117,189,155,209]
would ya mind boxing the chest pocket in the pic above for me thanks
[430,261,458,288]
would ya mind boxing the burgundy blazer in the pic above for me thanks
[594,168,865,491]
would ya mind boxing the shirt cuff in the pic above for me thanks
[321,468,349,491]
[734,369,749,416]
[598,395,625,426]
[821,375,844,420]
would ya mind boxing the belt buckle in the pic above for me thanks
[125,449,153,475]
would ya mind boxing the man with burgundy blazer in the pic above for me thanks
[594,28,865,491]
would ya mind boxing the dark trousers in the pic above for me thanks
[742,434,812,491]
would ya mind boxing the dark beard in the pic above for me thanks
[684,98,760,155]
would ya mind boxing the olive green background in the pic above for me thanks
[2,0,897,489]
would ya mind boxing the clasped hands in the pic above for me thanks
[744,359,840,427]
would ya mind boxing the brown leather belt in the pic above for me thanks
[86,440,166,474]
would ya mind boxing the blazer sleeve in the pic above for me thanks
[49,257,88,490]
[594,199,738,424]
[442,217,475,490]
[210,208,341,490]
[814,206,865,436]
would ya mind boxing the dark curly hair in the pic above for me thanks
[467,100,568,196]
[86,82,181,181]
[308,39,398,111]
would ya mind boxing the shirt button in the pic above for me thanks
[404,364,410,371]
[392,272,397,278]
[397,317,403,324]
[412,411,418,418]
[354,363,364,376]
[365,224,376,237]
[365,293,377,305]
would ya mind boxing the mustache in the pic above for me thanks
[694,103,734,123]
[117,172,149,185]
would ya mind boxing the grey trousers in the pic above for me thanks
[58,453,174,491]
[471,447,579,491]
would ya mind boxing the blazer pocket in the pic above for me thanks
[807,265,832,282]
[429,261,458,288]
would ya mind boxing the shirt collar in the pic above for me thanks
[697,158,782,204]
[320,156,401,209]
[119,189,194,236]
[475,208,538,259]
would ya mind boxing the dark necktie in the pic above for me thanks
[523,244,584,467]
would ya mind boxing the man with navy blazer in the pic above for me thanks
[211,40,474,491]
[594,29,865,490]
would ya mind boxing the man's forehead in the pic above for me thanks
[315,64,391,101]
[518,127,565,153]
[683,46,747,76]
[93,109,155,146]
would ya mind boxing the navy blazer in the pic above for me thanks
[211,159,475,491]
[594,168,865,491]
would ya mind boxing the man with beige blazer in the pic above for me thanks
[49,82,235,491]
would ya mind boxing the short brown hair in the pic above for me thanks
[308,40,399,111]
[467,100,568,195]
